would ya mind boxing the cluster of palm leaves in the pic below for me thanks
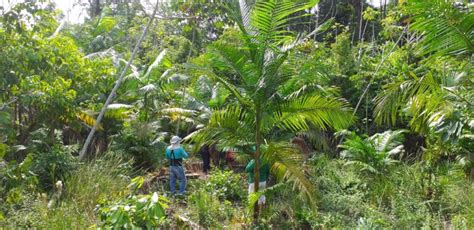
[374,0,473,161]
[339,130,406,174]
[187,0,354,212]
[407,0,474,58]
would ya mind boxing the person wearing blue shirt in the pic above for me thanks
[166,136,189,195]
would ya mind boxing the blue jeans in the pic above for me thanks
[169,166,186,194]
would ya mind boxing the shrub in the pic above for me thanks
[97,192,169,228]
[0,153,38,210]
[31,145,78,191]
[188,188,235,228]
[111,122,167,170]
[306,155,368,228]
[206,169,245,201]
[97,177,169,229]
[305,154,474,229]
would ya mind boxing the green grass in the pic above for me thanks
[2,153,133,228]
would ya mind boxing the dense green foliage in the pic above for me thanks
[97,177,169,229]
[0,0,472,228]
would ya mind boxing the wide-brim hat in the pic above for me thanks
[170,136,182,145]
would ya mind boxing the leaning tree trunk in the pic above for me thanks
[79,0,161,160]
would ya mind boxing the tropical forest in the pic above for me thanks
[0,0,473,229]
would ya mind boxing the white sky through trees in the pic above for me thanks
[1,0,384,24]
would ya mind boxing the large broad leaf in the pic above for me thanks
[107,104,133,109]
[105,104,133,120]
[76,111,104,131]
[0,143,6,158]
[166,74,189,84]
[139,84,157,93]
[368,130,406,153]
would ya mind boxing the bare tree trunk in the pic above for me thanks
[14,102,19,136]
[79,0,161,160]
[358,0,364,41]
[253,107,262,225]
[88,0,102,18]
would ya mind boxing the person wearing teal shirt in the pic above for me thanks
[246,158,270,205]
[166,136,189,195]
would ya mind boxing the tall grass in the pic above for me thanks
[64,153,133,221]
[4,153,133,228]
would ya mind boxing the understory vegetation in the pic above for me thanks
[1,0,472,229]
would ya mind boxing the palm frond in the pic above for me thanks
[408,0,474,57]
[374,65,472,141]
[251,0,318,46]
[238,0,255,37]
[368,129,406,153]
[185,63,253,109]
[339,131,403,174]
[142,49,167,80]
[209,42,260,87]
[190,105,255,149]
[281,18,334,52]
[374,72,442,126]
[258,52,291,98]
[270,95,353,133]
[262,142,316,206]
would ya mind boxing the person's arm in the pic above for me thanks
[245,160,254,173]
[181,147,189,158]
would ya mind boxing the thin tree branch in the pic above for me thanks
[0,97,18,110]
[353,28,407,115]
[155,15,199,20]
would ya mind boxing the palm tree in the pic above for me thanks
[339,130,405,174]
[188,0,354,223]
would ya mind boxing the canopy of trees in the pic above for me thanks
[0,0,472,228]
